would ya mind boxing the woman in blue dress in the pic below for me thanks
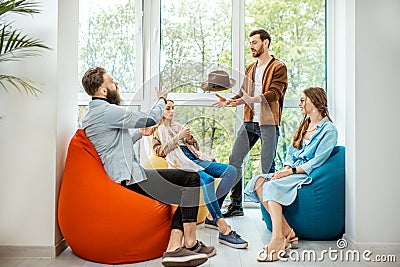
[244,87,338,262]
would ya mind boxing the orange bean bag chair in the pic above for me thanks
[58,129,175,264]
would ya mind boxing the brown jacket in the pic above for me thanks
[232,56,288,125]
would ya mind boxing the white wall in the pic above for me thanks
[0,0,399,258]
[55,0,79,251]
[333,0,400,244]
[0,0,78,256]
[353,0,400,244]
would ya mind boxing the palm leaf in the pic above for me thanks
[0,74,41,96]
[0,1,49,96]
[0,24,50,62]
[0,0,40,17]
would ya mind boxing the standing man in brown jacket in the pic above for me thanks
[213,29,288,217]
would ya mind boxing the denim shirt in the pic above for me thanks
[284,117,338,175]
[81,98,165,185]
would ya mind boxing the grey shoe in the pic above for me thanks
[219,230,248,249]
[193,240,216,258]
[162,247,208,267]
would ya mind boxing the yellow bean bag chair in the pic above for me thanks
[142,155,220,224]
[58,130,175,264]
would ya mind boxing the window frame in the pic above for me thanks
[77,0,144,106]
[77,0,328,200]
[77,0,315,115]
[151,0,307,114]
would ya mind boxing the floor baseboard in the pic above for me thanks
[0,239,67,258]
[343,233,400,250]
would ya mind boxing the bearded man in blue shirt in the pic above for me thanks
[81,67,215,267]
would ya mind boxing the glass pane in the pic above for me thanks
[275,107,303,169]
[160,0,233,93]
[78,0,137,93]
[245,0,326,98]
[172,106,236,163]
[77,105,89,125]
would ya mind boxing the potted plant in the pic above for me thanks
[0,0,50,96]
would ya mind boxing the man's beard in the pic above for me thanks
[252,46,264,58]
[106,88,122,105]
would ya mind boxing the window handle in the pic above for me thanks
[153,28,158,43]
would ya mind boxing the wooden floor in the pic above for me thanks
[1,207,399,267]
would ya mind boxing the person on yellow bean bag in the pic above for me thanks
[151,98,248,249]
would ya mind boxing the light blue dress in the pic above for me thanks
[244,117,338,206]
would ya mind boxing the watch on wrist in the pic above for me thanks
[291,167,297,174]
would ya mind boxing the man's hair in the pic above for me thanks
[249,29,271,48]
[82,67,107,96]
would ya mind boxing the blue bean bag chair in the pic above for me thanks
[261,146,345,240]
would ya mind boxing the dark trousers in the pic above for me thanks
[122,169,200,231]
[229,123,279,205]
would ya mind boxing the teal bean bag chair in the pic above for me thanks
[261,146,345,240]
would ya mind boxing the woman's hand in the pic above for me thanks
[178,128,191,139]
[139,127,155,136]
[271,169,292,180]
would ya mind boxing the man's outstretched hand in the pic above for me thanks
[155,87,169,100]
[212,93,232,107]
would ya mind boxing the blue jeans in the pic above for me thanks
[194,159,237,221]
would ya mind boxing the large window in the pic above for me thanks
[159,0,239,180]
[78,0,141,109]
[77,0,143,154]
[77,0,326,201]
[160,0,233,93]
